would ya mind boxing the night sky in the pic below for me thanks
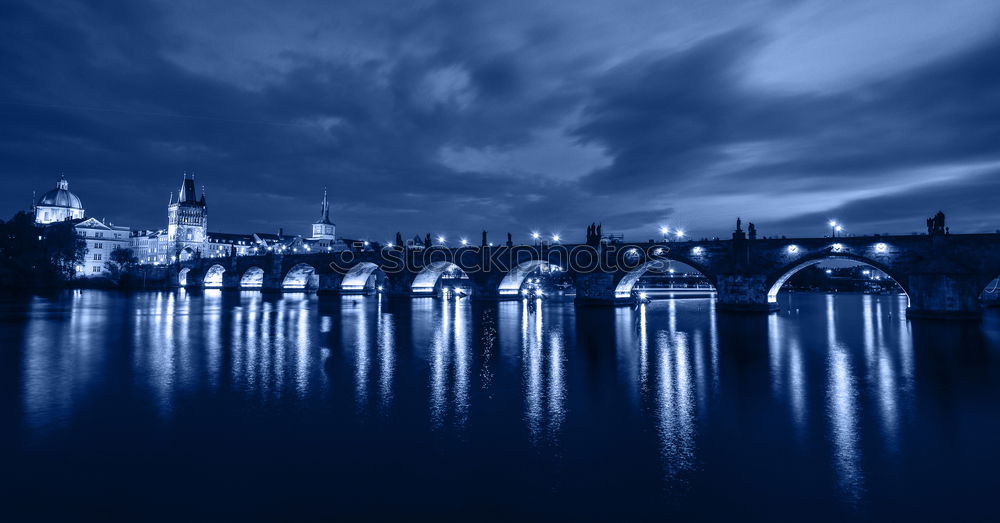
[3,0,999,242]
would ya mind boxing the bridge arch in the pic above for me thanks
[241,266,264,288]
[614,257,717,299]
[341,262,387,294]
[283,263,318,291]
[178,246,197,262]
[204,264,226,288]
[498,260,569,297]
[178,267,191,287]
[766,253,909,304]
[412,261,470,295]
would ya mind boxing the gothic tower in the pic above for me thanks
[167,174,208,254]
[311,187,336,241]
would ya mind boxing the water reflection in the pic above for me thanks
[826,294,863,503]
[414,298,471,429]
[621,300,714,481]
[518,299,566,443]
[376,296,396,412]
[11,290,1000,517]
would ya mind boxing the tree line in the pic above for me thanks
[0,211,139,289]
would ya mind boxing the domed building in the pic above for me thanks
[34,175,85,224]
[31,174,129,277]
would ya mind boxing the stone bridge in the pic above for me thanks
[141,226,1000,319]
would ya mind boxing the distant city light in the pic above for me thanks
[386,242,394,247]
[825,269,832,274]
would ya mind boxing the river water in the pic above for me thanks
[2,290,998,520]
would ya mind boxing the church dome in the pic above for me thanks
[37,175,83,209]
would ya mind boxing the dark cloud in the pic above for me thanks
[1,0,998,242]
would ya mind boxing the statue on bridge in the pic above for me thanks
[586,223,603,247]
[748,222,757,240]
[927,211,946,235]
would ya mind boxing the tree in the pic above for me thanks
[0,211,84,287]
[42,221,87,281]
[105,246,139,278]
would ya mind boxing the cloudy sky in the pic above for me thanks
[2,0,999,242]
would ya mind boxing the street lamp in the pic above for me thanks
[829,220,838,237]
[437,235,445,244]
[675,230,685,239]
[660,226,670,242]
[551,234,560,242]
[460,238,468,246]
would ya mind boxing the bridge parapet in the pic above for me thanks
[134,232,1000,318]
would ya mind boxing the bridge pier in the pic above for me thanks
[573,273,631,306]
[906,273,983,319]
[316,274,343,295]
[715,274,779,313]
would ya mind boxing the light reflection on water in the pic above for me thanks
[6,291,1000,519]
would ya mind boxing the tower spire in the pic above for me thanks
[319,186,331,223]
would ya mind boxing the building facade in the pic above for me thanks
[33,174,129,277]
[33,174,360,271]
[75,217,130,276]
